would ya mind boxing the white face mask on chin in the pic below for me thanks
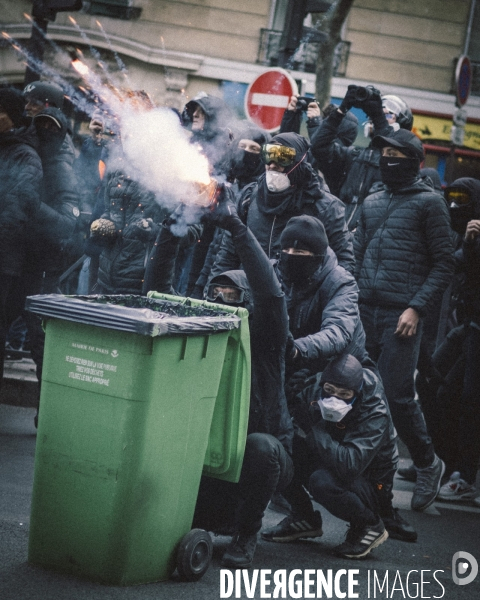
[317,396,353,422]
[265,170,291,192]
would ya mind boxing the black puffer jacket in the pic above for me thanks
[311,110,392,230]
[295,368,398,488]
[354,177,455,316]
[97,162,168,294]
[281,248,367,372]
[28,108,80,273]
[0,125,42,276]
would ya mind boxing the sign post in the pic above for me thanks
[245,68,298,132]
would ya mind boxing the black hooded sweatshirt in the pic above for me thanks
[448,177,480,326]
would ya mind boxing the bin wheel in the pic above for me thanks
[176,528,213,582]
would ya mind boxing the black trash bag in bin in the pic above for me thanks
[25,294,241,337]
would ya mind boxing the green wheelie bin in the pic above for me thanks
[26,294,250,585]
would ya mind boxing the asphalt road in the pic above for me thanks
[1,403,479,600]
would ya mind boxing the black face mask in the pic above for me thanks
[379,156,419,186]
[449,205,475,235]
[37,128,64,152]
[278,253,324,286]
[231,149,262,180]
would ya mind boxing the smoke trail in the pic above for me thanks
[95,19,130,82]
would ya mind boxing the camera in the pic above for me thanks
[353,85,380,103]
[296,96,317,112]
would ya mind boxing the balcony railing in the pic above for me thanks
[257,28,350,76]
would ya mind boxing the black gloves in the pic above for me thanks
[203,185,245,237]
[339,85,358,114]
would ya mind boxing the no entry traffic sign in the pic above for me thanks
[245,68,298,132]
[455,55,472,108]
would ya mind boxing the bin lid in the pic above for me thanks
[25,294,240,337]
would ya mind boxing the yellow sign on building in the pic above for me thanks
[412,115,480,151]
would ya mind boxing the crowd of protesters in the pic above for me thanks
[0,79,479,568]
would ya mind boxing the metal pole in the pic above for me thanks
[463,0,477,55]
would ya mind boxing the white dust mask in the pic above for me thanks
[265,170,291,193]
[318,396,353,422]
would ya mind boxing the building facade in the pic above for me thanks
[1,0,480,180]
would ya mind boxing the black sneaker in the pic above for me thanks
[397,464,416,482]
[334,518,388,559]
[221,533,258,568]
[382,508,417,542]
[261,511,323,543]
[411,455,445,511]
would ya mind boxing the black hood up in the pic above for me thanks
[446,177,480,217]
[320,354,364,393]
[182,95,234,139]
[210,269,252,312]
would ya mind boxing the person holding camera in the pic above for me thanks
[310,84,413,230]
[279,94,322,137]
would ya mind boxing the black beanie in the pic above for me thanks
[0,88,25,127]
[320,354,364,393]
[280,215,328,256]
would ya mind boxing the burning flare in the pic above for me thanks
[72,59,89,77]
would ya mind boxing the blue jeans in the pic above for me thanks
[360,304,435,469]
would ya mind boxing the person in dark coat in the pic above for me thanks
[0,88,42,389]
[276,215,368,376]
[189,122,271,298]
[437,178,480,501]
[354,129,455,512]
[311,85,412,230]
[262,354,399,558]
[147,190,294,568]
[181,94,234,296]
[279,99,359,197]
[207,132,355,285]
[94,139,169,295]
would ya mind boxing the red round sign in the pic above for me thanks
[455,55,472,108]
[245,68,298,132]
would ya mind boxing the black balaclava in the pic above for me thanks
[320,354,364,395]
[229,123,270,184]
[379,156,420,186]
[208,270,252,314]
[374,130,423,187]
[33,107,68,155]
[278,215,328,286]
[446,177,480,235]
[257,132,323,216]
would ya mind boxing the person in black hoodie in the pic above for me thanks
[207,131,354,284]
[189,122,270,298]
[145,190,294,568]
[181,94,235,296]
[437,178,480,502]
[262,354,398,559]
[277,215,368,376]
[0,88,42,388]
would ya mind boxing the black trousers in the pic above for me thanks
[193,433,294,536]
[282,435,393,527]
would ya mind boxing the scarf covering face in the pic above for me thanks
[256,132,323,215]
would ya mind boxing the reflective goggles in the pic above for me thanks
[445,189,471,206]
[261,144,297,167]
[206,284,245,304]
